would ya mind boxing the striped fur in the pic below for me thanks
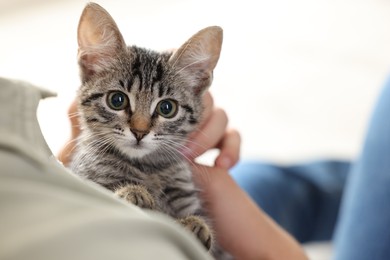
[71,3,231,259]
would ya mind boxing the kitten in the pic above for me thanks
[71,3,232,259]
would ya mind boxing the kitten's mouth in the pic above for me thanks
[128,139,152,152]
[132,142,144,149]
[118,140,152,159]
[129,140,144,148]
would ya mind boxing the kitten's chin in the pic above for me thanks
[116,142,154,159]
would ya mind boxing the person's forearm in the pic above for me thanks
[194,165,308,260]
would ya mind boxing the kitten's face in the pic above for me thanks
[79,48,203,158]
[77,3,222,159]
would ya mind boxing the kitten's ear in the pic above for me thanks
[169,26,223,94]
[77,3,126,82]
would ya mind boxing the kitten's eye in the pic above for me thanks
[107,91,129,110]
[156,99,178,118]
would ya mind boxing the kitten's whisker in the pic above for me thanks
[160,140,199,170]
[63,131,110,161]
[71,131,116,166]
[72,124,83,129]
[165,137,208,159]
[68,112,82,119]
[197,165,212,192]
[161,138,216,185]
[58,139,78,164]
[159,143,191,172]
[192,127,211,140]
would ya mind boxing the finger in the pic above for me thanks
[200,91,214,126]
[185,91,213,143]
[185,108,228,159]
[67,99,81,138]
[58,99,79,165]
[215,129,241,169]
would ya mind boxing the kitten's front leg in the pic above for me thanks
[115,184,155,210]
[178,215,213,251]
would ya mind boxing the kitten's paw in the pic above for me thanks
[115,184,155,210]
[178,215,213,251]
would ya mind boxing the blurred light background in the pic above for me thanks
[1,0,390,164]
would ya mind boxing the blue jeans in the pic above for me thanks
[231,76,390,259]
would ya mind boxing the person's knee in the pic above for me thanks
[230,161,320,242]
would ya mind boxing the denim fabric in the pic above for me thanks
[333,77,390,260]
[231,160,350,243]
[231,76,390,259]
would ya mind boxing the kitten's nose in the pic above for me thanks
[130,129,149,143]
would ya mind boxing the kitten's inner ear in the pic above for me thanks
[169,26,223,95]
[77,3,126,82]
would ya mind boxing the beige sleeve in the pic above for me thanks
[0,150,212,260]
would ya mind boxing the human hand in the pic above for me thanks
[192,164,308,260]
[57,98,80,166]
[183,91,241,169]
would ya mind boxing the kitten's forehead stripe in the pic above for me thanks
[126,78,133,92]
[166,87,172,95]
[154,63,163,82]
[131,54,143,92]
[138,76,143,91]
[129,47,168,98]
[158,84,164,98]
[150,82,154,95]
[132,54,141,73]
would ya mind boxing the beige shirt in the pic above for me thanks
[0,77,211,260]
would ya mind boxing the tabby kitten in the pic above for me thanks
[71,3,231,259]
